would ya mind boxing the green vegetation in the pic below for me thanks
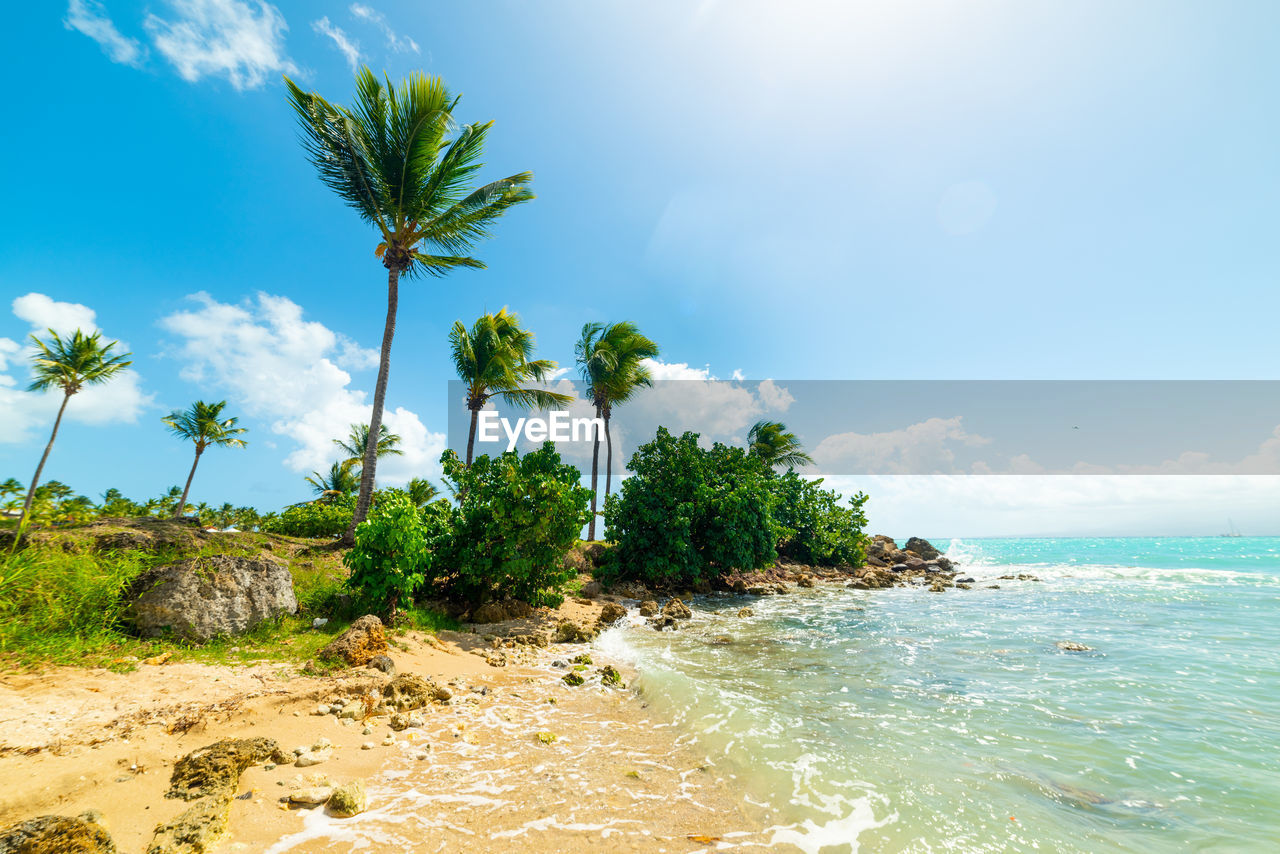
[162,400,249,518]
[260,496,355,538]
[575,321,660,539]
[343,491,439,620]
[286,67,534,538]
[603,427,868,587]
[450,307,572,466]
[19,329,132,527]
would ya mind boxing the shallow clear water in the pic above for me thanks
[599,537,1280,853]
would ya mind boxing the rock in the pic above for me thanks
[166,738,286,801]
[553,621,598,643]
[928,583,946,593]
[562,672,585,686]
[864,555,888,567]
[146,794,230,854]
[367,654,396,675]
[471,599,534,624]
[904,556,925,569]
[648,615,678,631]
[597,602,626,626]
[0,815,116,853]
[582,542,609,566]
[890,563,908,572]
[314,704,331,716]
[934,556,955,571]
[661,598,692,620]
[294,750,331,768]
[847,579,870,590]
[317,615,388,667]
[638,600,659,617]
[736,607,754,617]
[288,787,333,805]
[904,537,941,560]
[1056,641,1093,652]
[955,583,972,590]
[388,712,425,731]
[956,577,975,584]
[127,555,297,643]
[361,742,375,750]
[796,575,815,588]
[598,665,623,686]
[986,584,1001,589]
[312,617,329,629]
[581,581,603,599]
[327,781,367,818]
[382,673,451,710]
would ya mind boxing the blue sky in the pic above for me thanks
[2,1,1279,536]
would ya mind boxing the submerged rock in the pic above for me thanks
[1056,641,1093,652]
[0,814,115,854]
[661,598,692,620]
[128,555,297,643]
[318,615,388,667]
[736,607,754,617]
[598,665,624,686]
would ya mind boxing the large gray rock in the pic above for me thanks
[128,555,297,642]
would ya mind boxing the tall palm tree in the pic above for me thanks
[162,400,249,518]
[334,422,402,469]
[19,329,132,527]
[306,461,361,500]
[449,308,573,465]
[747,420,814,470]
[575,322,659,540]
[286,68,534,541]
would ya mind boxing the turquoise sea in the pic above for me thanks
[600,537,1280,853]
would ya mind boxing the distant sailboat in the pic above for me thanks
[1221,518,1242,538]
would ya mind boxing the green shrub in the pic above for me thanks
[261,497,353,538]
[770,470,869,566]
[343,492,444,618]
[438,443,592,607]
[602,428,776,587]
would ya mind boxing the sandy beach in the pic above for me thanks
[0,598,771,853]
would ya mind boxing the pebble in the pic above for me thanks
[314,704,330,716]
[295,749,332,768]
[289,786,333,805]
[362,725,373,736]
[361,742,375,750]
[313,738,333,751]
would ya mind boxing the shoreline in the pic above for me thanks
[0,594,778,853]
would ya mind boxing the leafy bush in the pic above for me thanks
[343,492,447,617]
[602,428,777,587]
[261,496,353,538]
[438,443,592,607]
[770,470,869,566]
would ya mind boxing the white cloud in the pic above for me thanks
[144,0,297,90]
[312,16,359,71]
[159,292,445,484]
[0,293,153,444]
[65,0,148,67]
[349,3,419,53]
[812,416,992,474]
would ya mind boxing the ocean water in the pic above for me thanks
[599,538,1280,853]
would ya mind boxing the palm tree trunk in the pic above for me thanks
[19,391,71,529]
[345,265,400,544]
[174,447,203,519]
[604,412,614,505]
[466,406,479,466]
[587,404,601,541]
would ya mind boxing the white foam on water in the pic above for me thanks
[763,796,893,854]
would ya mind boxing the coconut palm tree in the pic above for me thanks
[406,478,439,507]
[747,420,813,470]
[306,461,361,500]
[575,322,659,540]
[449,308,573,466]
[162,400,249,518]
[286,68,534,541]
[334,422,402,469]
[19,329,132,527]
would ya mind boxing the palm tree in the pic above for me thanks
[1,478,23,512]
[286,68,534,541]
[747,420,814,470]
[19,329,132,527]
[335,422,402,468]
[306,461,361,500]
[162,400,249,518]
[406,477,439,507]
[575,322,659,540]
[449,308,573,466]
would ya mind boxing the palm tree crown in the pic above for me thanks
[307,461,361,500]
[286,67,534,540]
[450,307,573,464]
[28,329,132,395]
[335,423,403,466]
[747,420,814,470]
